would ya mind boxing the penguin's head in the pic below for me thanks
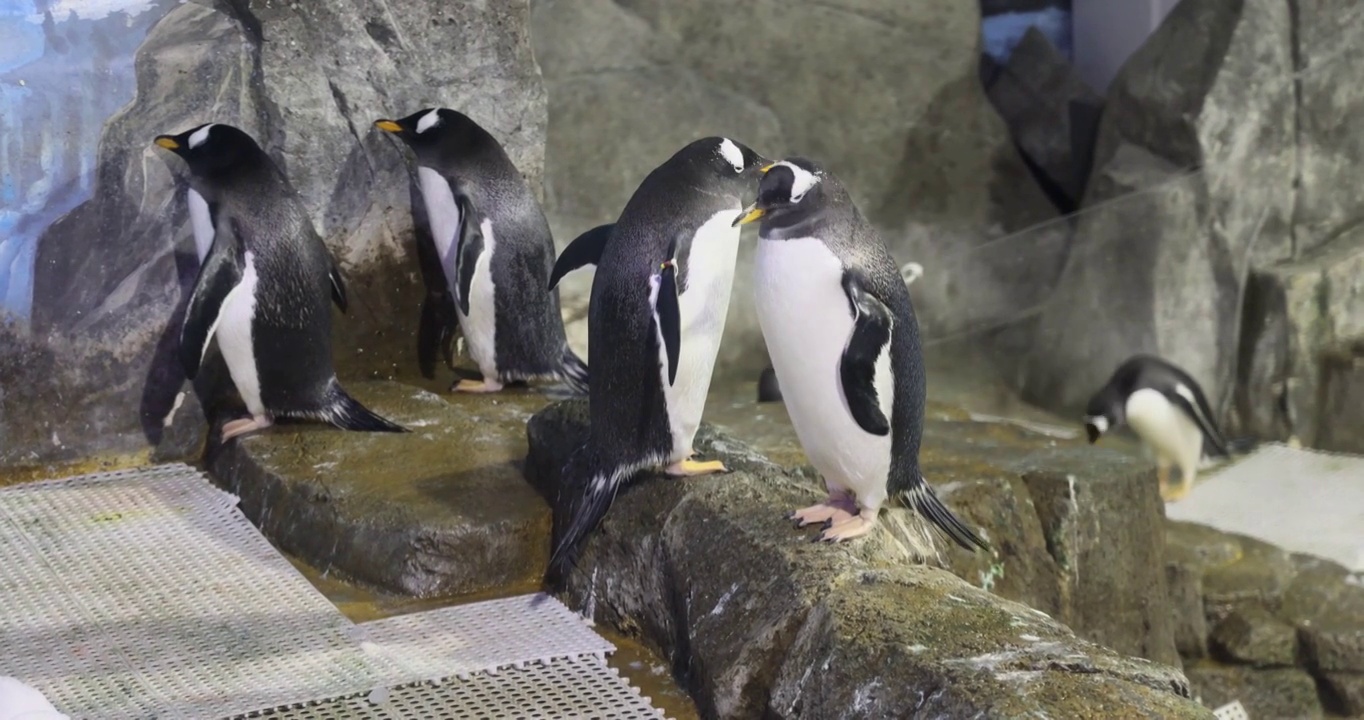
[374,108,489,161]
[153,123,263,176]
[1083,389,1123,444]
[732,158,823,228]
[664,137,767,193]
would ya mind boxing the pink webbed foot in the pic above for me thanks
[221,415,273,441]
[815,510,878,542]
[451,378,505,394]
[788,492,859,528]
[664,458,728,477]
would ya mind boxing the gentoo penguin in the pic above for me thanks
[1084,354,1231,501]
[736,158,987,550]
[547,137,768,578]
[374,108,587,394]
[154,123,407,440]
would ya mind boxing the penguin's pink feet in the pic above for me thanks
[221,415,273,441]
[665,458,728,477]
[816,510,877,542]
[789,492,858,528]
[452,378,504,394]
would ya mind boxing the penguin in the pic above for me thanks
[547,137,768,579]
[374,108,587,395]
[735,158,988,551]
[1084,354,1231,502]
[154,123,407,440]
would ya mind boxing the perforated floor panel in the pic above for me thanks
[0,464,668,719]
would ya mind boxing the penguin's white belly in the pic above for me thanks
[660,210,742,460]
[187,188,215,263]
[754,237,893,511]
[459,218,499,378]
[417,166,461,283]
[1125,388,1203,471]
[211,251,264,416]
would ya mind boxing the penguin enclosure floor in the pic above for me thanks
[0,463,684,719]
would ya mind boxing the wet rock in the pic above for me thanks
[984,26,1103,208]
[1296,582,1364,673]
[1210,606,1299,667]
[1168,563,1209,659]
[209,380,551,597]
[1322,673,1364,716]
[1317,345,1364,454]
[526,401,1204,718]
[1200,536,1298,626]
[15,0,545,466]
[1184,665,1323,720]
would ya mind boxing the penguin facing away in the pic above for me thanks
[1084,354,1231,502]
[154,123,407,440]
[735,158,988,551]
[374,108,588,395]
[547,137,769,579]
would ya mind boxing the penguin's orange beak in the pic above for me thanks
[733,204,764,227]
[154,136,180,150]
[374,120,403,133]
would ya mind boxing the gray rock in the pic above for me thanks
[209,381,550,597]
[985,26,1103,206]
[1184,665,1323,720]
[1317,345,1364,454]
[1168,563,1210,659]
[1322,672,1364,716]
[13,0,546,466]
[526,401,1206,718]
[1019,0,1299,414]
[1210,606,1299,667]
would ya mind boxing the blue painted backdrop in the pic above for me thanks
[981,3,1073,64]
[0,0,168,322]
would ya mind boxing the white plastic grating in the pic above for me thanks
[353,593,614,682]
[0,464,401,719]
[235,656,667,720]
[1212,700,1249,720]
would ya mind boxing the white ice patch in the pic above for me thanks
[188,123,214,149]
[416,109,442,134]
[717,137,744,172]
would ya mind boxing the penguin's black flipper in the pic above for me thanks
[454,195,484,316]
[328,259,349,313]
[179,219,245,381]
[653,261,682,386]
[318,379,409,433]
[548,223,614,290]
[839,273,892,437]
[1163,386,1230,457]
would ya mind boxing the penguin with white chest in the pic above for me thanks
[547,137,768,578]
[155,123,407,440]
[1084,355,1231,501]
[735,158,988,551]
[375,108,588,394]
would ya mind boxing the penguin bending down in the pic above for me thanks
[154,124,407,441]
[547,137,768,578]
[1084,355,1231,502]
[375,109,587,395]
[736,158,988,551]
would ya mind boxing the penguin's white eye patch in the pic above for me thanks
[718,138,745,173]
[188,124,214,149]
[1085,416,1108,433]
[416,109,442,134]
[772,160,820,203]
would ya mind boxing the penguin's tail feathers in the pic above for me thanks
[319,380,409,434]
[557,347,590,396]
[904,478,990,553]
[546,447,632,587]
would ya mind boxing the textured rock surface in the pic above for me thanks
[1183,665,1323,719]
[1319,347,1364,453]
[208,381,550,596]
[526,400,1203,717]
[6,0,546,466]
[1209,606,1298,667]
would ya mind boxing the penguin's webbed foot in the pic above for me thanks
[665,458,728,477]
[221,415,273,441]
[452,378,505,394]
[789,493,858,528]
[1161,478,1193,503]
[815,510,877,542]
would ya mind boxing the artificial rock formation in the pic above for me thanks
[5,0,545,465]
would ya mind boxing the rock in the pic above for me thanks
[1019,0,1298,414]
[11,0,546,466]
[1295,581,1364,673]
[1232,231,1364,448]
[1210,606,1299,667]
[208,381,550,596]
[985,26,1103,208]
[1184,665,1323,720]
[1188,528,1297,626]
[527,401,1205,718]
[1322,673,1364,716]
[1168,563,1210,659]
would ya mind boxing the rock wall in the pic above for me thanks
[2,0,546,466]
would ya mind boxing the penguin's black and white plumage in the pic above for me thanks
[154,123,406,440]
[736,158,988,551]
[375,108,587,395]
[547,137,768,579]
[1084,355,1231,501]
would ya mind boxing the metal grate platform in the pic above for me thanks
[0,464,668,719]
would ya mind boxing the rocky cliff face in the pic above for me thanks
[2,0,546,465]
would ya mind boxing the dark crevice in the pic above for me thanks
[1287,0,1304,259]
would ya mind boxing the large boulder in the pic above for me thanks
[8,0,546,466]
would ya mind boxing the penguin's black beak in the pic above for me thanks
[1085,423,1102,444]
[733,203,764,227]
[153,135,181,152]
[374,119,404,135]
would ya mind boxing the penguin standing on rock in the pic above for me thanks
[736,158,988,551]
[1084,355,1231,502]
[547,137,768,578]
[155,123,407,440]
[375,108,587,394]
